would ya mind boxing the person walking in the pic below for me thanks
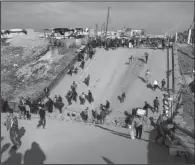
[153,80,159,91]
[153,97,160,113]
[19,97,26,119]
[72,90,78,103]
[145,69,150,83]
[80,60,85,69]
[44,87,50,97]
[4,109,21,149]
[65,91,72,106]
[88,90,93,103]
[124,111,135,139]
[161,79,166,91]
[100,109,106,124]
[25,102,31,120]
[57,95,62,102]
[145,52,149,63]
[133,115,143,139]
[37,106,46,129]
[103,100,110,112]
[79,92,85,105]
[86,75,90,86]
[71,81,77,91]
[129,55,133,64]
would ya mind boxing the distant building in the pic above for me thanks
[131,30,142,37]
[1,29,27,38]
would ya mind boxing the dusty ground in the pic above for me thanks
[1,34,79,102]
[1,48,188,164]
[175,44,194,130]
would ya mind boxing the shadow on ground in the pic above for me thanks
[146,83,153,90]
[95,125,130,139]
[1,137,11,160]
[2,146,22,165]
[138,58,146,64]
[23,142,46,165]
[138,76,146,83]
[2,141,46,165]
[101,156,115,164]
[96,124,186,164]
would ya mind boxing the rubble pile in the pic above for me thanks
[1,43,78,102]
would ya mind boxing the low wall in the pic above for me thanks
[36,51,80,102]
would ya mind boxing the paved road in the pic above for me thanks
[49,47,169,120]
[1,47,187,164]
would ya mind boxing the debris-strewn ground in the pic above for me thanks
[1,36,79,103]
[176,44,194,130]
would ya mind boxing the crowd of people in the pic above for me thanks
[123,98,177,144]
[1,37,172,151]
[88,36,167,50]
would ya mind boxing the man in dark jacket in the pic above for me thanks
[80,60,85,69]
[83,75,90,86]
[45,97,53,113]
[57,95,62,102]
[71,81,77,92]
[3,100,9,113]
[145,52,149,63]
[44,87,50,97]
[153,97,160,113]
[161,79,166,91]
[66,90,72,105]
[87,90,93,103]
[37,107,46,129]
[143,101,153,116]
[100,109,106,124]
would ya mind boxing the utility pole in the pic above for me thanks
[172,45,175,93]
[105,6,110,39]
[167,46,170,95]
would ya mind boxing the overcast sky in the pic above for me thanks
[1,1,194,34]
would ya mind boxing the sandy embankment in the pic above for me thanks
[1,30,80,103]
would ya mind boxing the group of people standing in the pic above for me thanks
[121,51,171,141]
[80,100,111,124]
[124,110,145,140]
